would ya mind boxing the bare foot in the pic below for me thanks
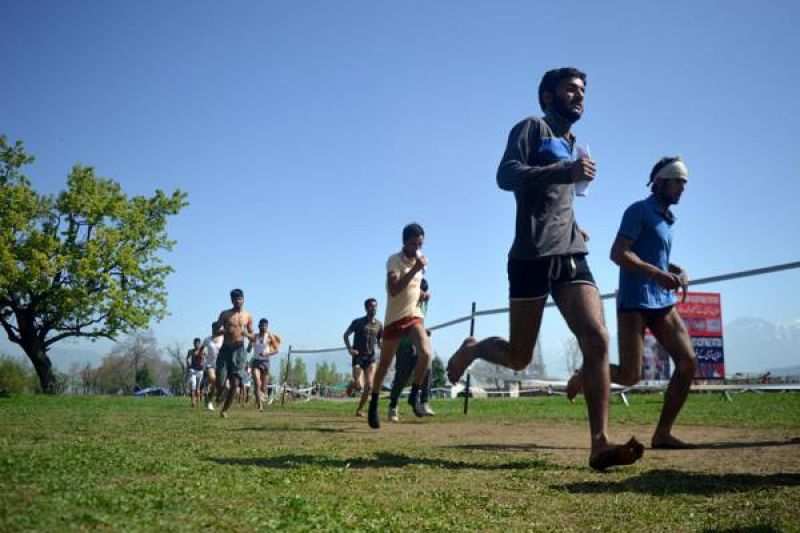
[220,411,228,419]
[566,370,583,402]
[355,410,365,418]
[651,434,695,449]
[589,437,645,471]
[447,337,477,384]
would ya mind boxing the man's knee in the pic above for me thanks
[578,327,609,357]
[507,356,531,372]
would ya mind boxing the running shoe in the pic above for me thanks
[388,407,399,422]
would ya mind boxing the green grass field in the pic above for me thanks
[2,393,799,532]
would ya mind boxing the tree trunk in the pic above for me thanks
[22,341,57,394]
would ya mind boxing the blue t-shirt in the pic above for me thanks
[616,195,677,310]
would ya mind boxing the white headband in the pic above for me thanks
[654,159,689,182]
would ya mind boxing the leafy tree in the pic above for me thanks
[431,355,447,389]
[0,136,187,393]
[135,364,153,390]
[0,354,38,393]
[315,361,345,386]
[94,353,131,394]
[167,363,186,396]
[281,356,308,386]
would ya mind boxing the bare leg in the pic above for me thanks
[356,363,376,415]
[554,283,644,469]
[447,298,546,383]
[206,369,218,407]
[408,323,432,385]
[567,311,646,399]
[649,307,697,448]
[221,375,240,418]
[252,368,263,410]
[407,323,433,415]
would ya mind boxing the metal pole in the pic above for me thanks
[281,345,292,406]
[464,302,476,415]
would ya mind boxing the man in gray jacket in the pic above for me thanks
[447,67,644,471]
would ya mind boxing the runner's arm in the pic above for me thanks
[497,119,575,191]
[611,235,680,290]
[387,260,424,297]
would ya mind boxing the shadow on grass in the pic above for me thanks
[449,437,800,453]
[686,437,800,450]
[208,452,553,471]
[232,427,346,434]
[448,443,583,452]
[555,469,800,495]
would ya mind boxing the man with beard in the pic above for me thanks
[567,157,696,450]
[215,288,255,418]
[343,298,383,417]
[446,67,644,470]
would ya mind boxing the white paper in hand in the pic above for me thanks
[575,144,591,197]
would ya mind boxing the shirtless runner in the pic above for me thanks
[215,288,255,418]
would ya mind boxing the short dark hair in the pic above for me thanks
[230,288,244,299]
[364,298,377,308]
[648,156,682,189]
[420,278,429,292]
[538,67,587,112]
[402,223,425,242]
[193,337,201,344]
[258,318,268,326]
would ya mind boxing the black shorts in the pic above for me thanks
[618,305,674,326]
[356,354,376,370]
[508,254,596,300]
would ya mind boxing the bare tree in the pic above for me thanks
[164,340,187,395]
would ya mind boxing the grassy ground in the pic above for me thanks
[1,393,799,532]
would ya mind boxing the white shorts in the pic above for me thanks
[187,369,204,391]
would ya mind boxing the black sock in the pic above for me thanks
[370,392,379,404]
[409,384,420,405]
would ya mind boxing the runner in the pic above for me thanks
[368,223,433,429]
[185,338,204,408]
[199,321,223,410]
[446,68,644,470]
[567,156,696,449]
[343,298,383,417]
[388,278,434,422]
[250,318,281,410]
[215,288,255,418]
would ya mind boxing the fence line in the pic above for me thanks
[275,260,800,395]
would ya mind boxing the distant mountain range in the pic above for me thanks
[724,317,800,375]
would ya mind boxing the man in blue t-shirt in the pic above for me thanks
[568,156,696,449]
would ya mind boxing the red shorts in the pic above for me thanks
[383,316,423,341]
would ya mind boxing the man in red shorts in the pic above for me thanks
[368,223,432,429]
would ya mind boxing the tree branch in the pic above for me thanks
[44,328,115,347]
[0,314,21,343]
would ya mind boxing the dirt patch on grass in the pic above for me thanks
[258,410,800,474]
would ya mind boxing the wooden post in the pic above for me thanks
[464,302,476,415]
[281,345,292,406]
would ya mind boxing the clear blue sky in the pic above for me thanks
[2,0,799,377]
